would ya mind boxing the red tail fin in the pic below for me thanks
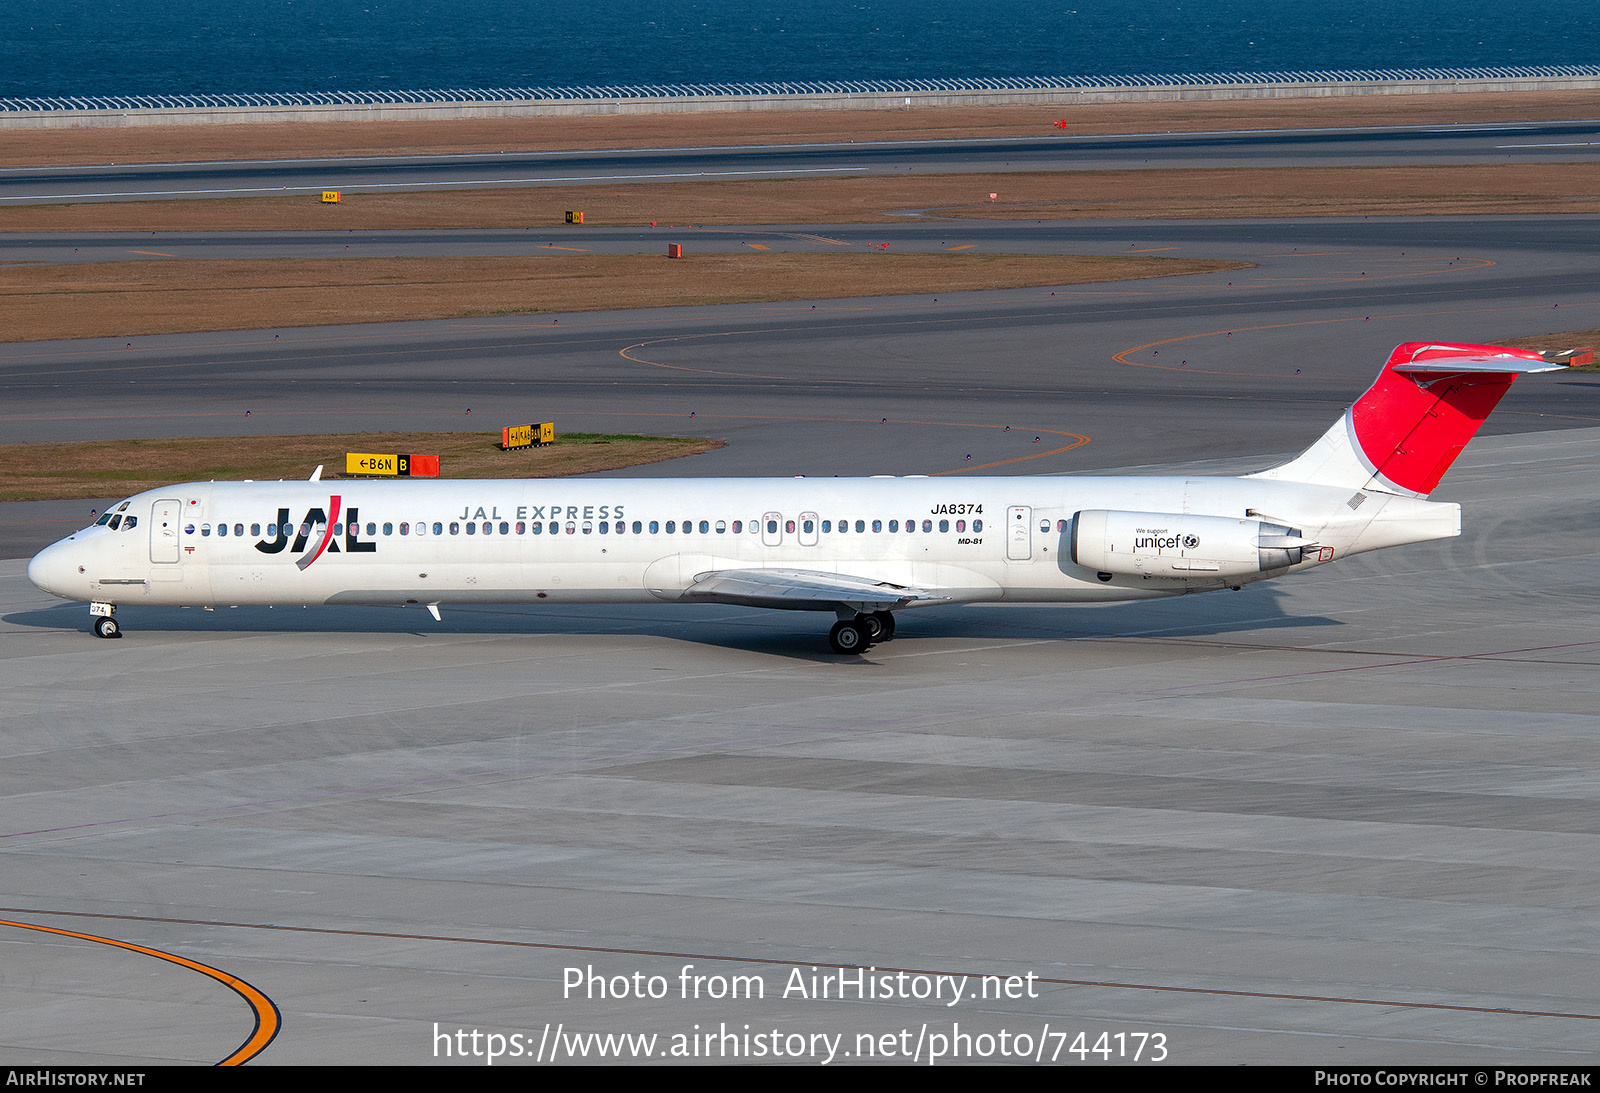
[1351,342,1548,495]
[1255,342,1586,497]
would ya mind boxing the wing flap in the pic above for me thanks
[680,568,950,611]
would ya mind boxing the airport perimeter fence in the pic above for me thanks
[5,67,1600,126]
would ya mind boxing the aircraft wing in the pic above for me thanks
[678,567,951,611]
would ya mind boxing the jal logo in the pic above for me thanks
[254,496,376,570]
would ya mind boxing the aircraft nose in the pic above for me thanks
[27,539,76,598]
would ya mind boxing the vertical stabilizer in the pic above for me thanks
[1252,342,1585,497]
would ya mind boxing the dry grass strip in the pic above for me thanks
[5,91,1600,167]
[7,164,1600,234]
[0,431,723,502]
[0,251,1247,342]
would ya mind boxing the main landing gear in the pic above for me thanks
[828,610,896,655]
[90,603,121,639]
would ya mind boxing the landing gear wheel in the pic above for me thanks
[860,613,884,643]
[871,610,896,641]
[93,616,121,639]
[828,619,868,655]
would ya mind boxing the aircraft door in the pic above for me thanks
[762,511,783,547]
[1006,505,1032,561]
[150,498,182,563]
[799,511,819,547]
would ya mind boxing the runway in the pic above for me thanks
[6,119,1600,204]
[3,183,1600,1061]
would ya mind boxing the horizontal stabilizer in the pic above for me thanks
[1392,354,1572,376]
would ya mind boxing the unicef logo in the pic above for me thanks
[1182,534,1200,549]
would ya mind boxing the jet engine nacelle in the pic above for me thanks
[1071,509,1310,579]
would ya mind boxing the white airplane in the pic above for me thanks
[26,341,1590,654]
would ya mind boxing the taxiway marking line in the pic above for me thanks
[0,917,281,1065]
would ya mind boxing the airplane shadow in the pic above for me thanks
[5,581,1337,663]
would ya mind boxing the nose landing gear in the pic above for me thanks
[90,603,121,639]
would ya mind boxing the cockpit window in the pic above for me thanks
[94,499,134,529]
[123,516,137,530]
[108,515,122,530]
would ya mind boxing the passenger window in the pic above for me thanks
[699,520,710,534]
[499,521,509,535]
[400,522,409,535]
[666,520,676,534]
[516,521,525,534]
[202,524,212,537]
[565,522,575,535]
[802,519,814,534]
[766,520,777,534]
[632,520,642,534]
[716,520,726,534]
[332,523,343,537]
[940,519,949,533]
[786,520,795,534]
[649,521,659,534]
[956,520,966,532]
[451,522,461,535]
[855,520,866,533]
[217,524,227,537]
[973,519,984,532]
[1057,519,1068,532]
[531,522,542,535]
[821,520,831,533]
[923,519,933,533]
[235,523,244,536]
[583,522,593,535]
[433,522,444,535]
[601,521,610,534]
[731,520,741,534]
[888,520,899,533]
